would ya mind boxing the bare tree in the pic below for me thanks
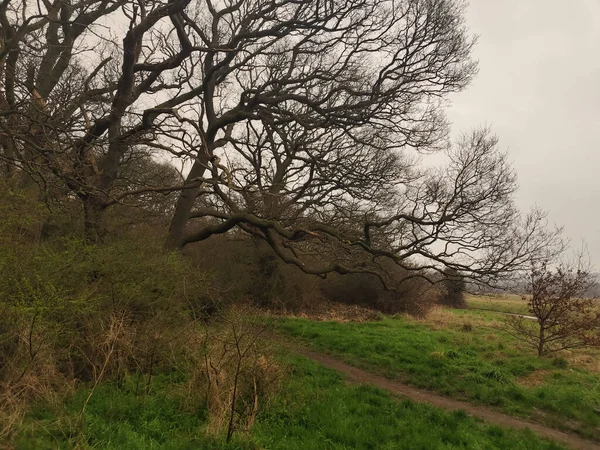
[141,0,562,290]
[178,123,562,289]
[165,0,478,248]
[0,0,207,241]
[0,0,563,292]
[507,257,600,356]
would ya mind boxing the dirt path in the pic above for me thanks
[469,306,538,320]
[292,346,599,450]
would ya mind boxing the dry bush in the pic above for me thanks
[268,263,325,312]
[0,293,256,441]
[184,235,255,302]
[180,310,281,442]
[561,351,600,373]
[397,282,444,318]
[411,306,457,329]
[186,234,443,317]
[0,190,279,440]
[260,300,382,323]
[321,274,380,308]
[517,369,551,388]
[0,315,73,439]
[0,306,178,437]
[411,306,504,331]
[438,268,467,308]
[461,322,474,332]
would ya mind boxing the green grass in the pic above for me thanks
[251,354,565,449]
[9,355,566,449]
[13,372,242,450]
[465,294,531,315]
[275,312,600,440]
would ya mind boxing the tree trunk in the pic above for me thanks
[166,155,209,249]
[80,121,126,244]
[83,198,106,244]
[247,235,287,306]
[537,323,545,357]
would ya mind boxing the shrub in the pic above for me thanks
[247,251,288,307]
[321,272,439,317]
[438,268,466,308]
[0,233,219,437]
[186,235,324,311]
[182,309,281,441]
[461,322,474,332]
[0,182,47,246]
[446,350,459,359]
[552,358,568,369]
[482,368,509,385]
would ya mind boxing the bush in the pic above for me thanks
[552,358,568,369]
[0,185,280,444]
[321,272,439,317]
[0,232,220,437]
[461,322,474,332]
[186,235,323,311]
[438,268,466,308]
[182,309,281,441]
[247,251,288,307]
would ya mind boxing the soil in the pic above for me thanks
[517,369,552,388]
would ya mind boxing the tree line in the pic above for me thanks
[0,0,563,290]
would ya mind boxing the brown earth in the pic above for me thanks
[517,369,552,388]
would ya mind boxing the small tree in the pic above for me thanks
[439,268,466,308]
[507,260,600,357]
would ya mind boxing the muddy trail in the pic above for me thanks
[291,345,599,450]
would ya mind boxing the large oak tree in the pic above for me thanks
[0,0,561,288]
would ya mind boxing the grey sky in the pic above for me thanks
[446,0,600,266]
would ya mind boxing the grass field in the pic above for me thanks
[11,355,565,450]
[7,295,598,449]
[465,294,531,315]
[275,305,600,440]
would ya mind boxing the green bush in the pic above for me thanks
[1,235,220,371]
[0,216,220,436]
[552,358,568,369]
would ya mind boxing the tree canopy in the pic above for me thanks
[0,0,561,289]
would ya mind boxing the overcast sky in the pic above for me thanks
[446,0,600,266]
